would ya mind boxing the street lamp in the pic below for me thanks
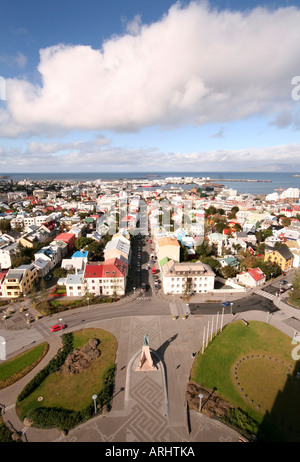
[87,297,90,309]
[92,394,97,414]
[0,339,6,361]
[230,302,233,316]
[198,393,203,412]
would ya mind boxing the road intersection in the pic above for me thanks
[0,257,300,442]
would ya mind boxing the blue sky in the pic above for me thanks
[1,0,300,173]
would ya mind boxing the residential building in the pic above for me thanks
[104,235,131,263]
[157,237,180,263]
[0,241,18,269]
[84,257,127,296]
[54,233,76,252]
[160,259,215,295]
[61,250,88,272]
[264,245,294,272]
[66,271,86,297]
[237,268,266,287]
[3,264,38,298]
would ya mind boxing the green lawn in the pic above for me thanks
[190,320,300,441]
[0,343,48,388]
[16,328,118,420]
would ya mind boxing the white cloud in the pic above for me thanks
[0,51,27,69]
[1,1,300,137]
[0,136,300,172]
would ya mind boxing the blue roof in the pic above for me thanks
[72,250,88,258]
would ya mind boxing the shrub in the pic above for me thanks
[224,408,259,436]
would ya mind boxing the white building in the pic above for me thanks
[160,259,215,295]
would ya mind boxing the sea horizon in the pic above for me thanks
[1,171,300,195]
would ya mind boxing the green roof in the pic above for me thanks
[159,257,170,267]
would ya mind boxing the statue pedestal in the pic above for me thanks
[135,345,157,371]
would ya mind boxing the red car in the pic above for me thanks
[51,324,66,333]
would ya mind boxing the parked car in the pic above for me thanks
[141,283,146,291]
[45,274,52,281]
[280,288,286,293]
[51,324,66,333]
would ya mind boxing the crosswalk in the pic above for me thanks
[255,289,278,302]
[31,321,52,337]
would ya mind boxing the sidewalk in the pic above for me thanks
[0,314,243,443]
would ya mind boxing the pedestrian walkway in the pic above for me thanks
[255,289,278,302]
[0,314,244,442]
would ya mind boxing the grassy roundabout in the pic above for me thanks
[16,328,118,431]
[189,320,300,442]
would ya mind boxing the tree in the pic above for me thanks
[281,216,291,227]
[75,237,94,250]
[234,223,242,232]
[221,265,236,279]
[255,227,273,243]
[87,241,104,261]
[199,256,221,273]
[238,249,257,271]
[180,244,189,262]
[53,267,68,279]
[205,206,217,218]
[0,219,11,233]
[195,241,212,258]
[215,221,227,234]
[253,259,281,280]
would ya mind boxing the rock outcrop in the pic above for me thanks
[58,338,100,376]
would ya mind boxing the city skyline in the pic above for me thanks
[1,0,300,173]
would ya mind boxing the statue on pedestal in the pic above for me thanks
[135,334,157,371]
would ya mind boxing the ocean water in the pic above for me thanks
[2,171,300,195]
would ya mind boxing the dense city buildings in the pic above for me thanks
[0,175,299,299]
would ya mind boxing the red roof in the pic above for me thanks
[103,258,127,277]
[0,270,8,283]
[84,258,127,279]
[248,268,265,281]
[54,233,75,242]
[122,215,135,222]
[84,264,104,278]
[223,228,233,235]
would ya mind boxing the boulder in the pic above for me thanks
[58,338,101,376]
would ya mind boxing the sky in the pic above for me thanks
[1,0,300,173]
